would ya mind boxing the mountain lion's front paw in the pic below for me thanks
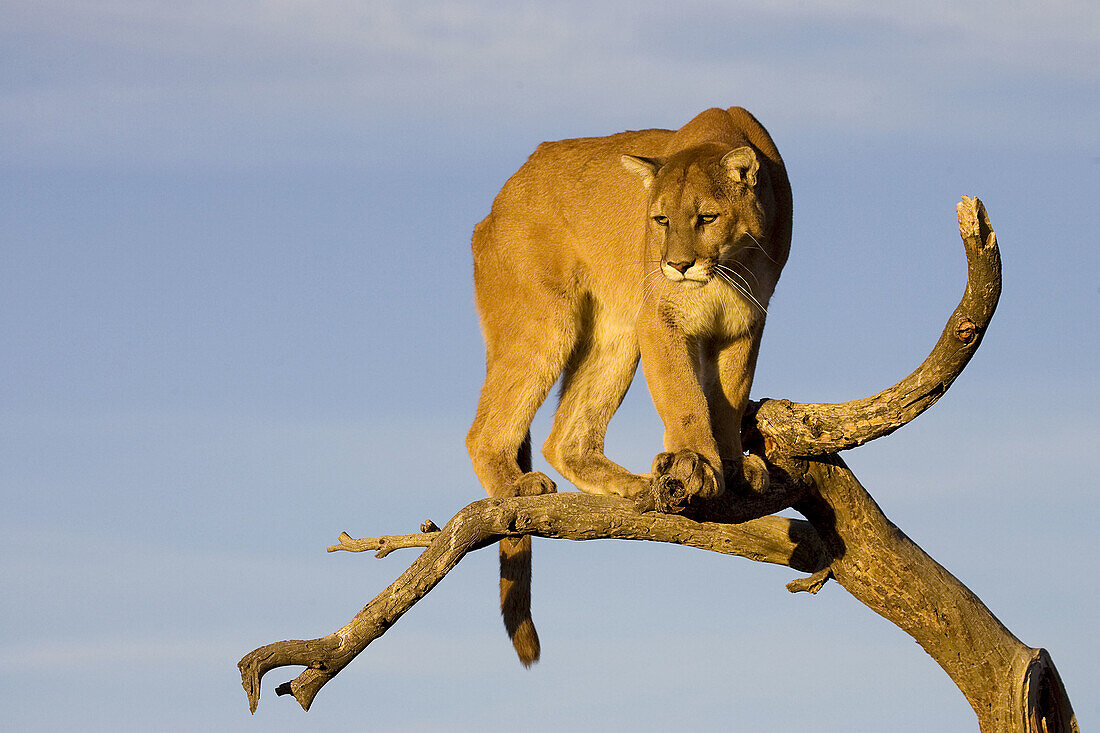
[741,453,769,493]
[723,454,770,494]
[635,450,721,514]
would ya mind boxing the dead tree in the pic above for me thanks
[238,198,1078,732]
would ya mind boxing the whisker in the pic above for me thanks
[745,233,779,264]
[716,267,768,316]
[715,270,756,312]
[653,277,669,320]
[717,265,761,308]
[640,266,664,291]
[715,274,753,321]
[635,266,667,321]
[721,260,761,290]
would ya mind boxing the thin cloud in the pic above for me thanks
[2,2,1095,162]
[0,636,240,671]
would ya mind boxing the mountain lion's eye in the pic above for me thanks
[652,215,669,226]
[698,214,719,225]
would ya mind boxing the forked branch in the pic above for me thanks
[238,199,1077,730]
[239,494,827,712]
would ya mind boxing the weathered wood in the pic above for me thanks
[239,494,827,712]
[238,198,1078,729]
[751,197,1001,457]
[795,454,1077,732]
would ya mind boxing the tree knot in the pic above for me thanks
[954,318,979,344]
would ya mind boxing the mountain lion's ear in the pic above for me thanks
[721,146,759,187]
[620,155,663,188]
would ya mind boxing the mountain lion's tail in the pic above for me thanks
[499,433,540,666]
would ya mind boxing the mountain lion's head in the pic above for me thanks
[622,143,780,291]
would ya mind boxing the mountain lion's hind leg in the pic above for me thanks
[466,293,575,500]
[466,287,572,667]
[542,310,649,499]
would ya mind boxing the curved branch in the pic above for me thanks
[795,453,1077,732]
[238,493,827,713]
[752,196,1001,457]
[238,199,1078,727]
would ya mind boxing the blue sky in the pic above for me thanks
[2,1,1097,730]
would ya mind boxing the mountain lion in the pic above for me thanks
[466,106,792,665]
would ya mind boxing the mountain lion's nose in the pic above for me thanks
[667,259,695,274]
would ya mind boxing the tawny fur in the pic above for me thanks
[466,107,793,665]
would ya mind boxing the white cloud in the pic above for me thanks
[2,0,1096,167]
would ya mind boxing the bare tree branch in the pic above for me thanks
[239,494,827,713]
[751,196,1002,457]
[795,453,1077,732]
[238,198,1078,730]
